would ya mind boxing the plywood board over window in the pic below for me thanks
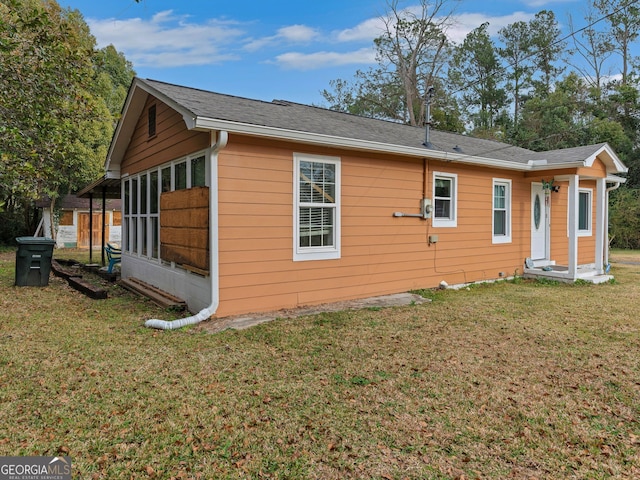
[160,186,209,273]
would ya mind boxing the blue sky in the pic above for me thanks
[58,0,592,105]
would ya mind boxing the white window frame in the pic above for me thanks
[293,153,341,261]
[492,178,512,244]
[432,172,458,228]
[575,188,592,237]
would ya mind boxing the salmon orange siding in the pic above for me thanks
[214,136,531,316]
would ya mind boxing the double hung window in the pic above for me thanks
[294,154,340,261]
[577,189,592,236]
[432,172,457,227]
[492,179,512,243]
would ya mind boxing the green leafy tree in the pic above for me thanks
[498,21,533,129]
[529,10,566,97]
[514,73,587,151]
[0,0,134,241]
[93,44,136,122]
[449,22,507,135]
[609,188,640,249]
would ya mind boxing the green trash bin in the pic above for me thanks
[15,236,56,287]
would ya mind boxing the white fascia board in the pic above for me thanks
[531,161,586,170]
[580,143,628,173]
[607,174,627,183]
[194,116,530,171]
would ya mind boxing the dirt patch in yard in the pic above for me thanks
[196,292,431,333]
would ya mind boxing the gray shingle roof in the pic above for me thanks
[141,78,618,169]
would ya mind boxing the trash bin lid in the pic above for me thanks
[15,236,55,245]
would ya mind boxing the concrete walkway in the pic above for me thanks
[197,292,430,334]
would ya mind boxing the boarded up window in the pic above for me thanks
[113,211,122,226]
[59,211,74,226]
[160,186,209,273]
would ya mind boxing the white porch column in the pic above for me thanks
[567,175,579,280]
[595,178,606,274]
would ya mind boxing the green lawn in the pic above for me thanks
[0,249,639,479]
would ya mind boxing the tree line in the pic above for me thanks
[321,0,640,248]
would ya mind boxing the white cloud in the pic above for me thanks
[333,9,536,46]
[278,24,319,42]
[523,0,579,7]
[87,10,245,67]
[274,48,377,70]
[336,17,385,42]
[244,24,319,52]
[447,12,536,44]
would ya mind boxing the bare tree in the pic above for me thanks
[374,0,459,126]
[567,5,614,94]
[593,0,640,85]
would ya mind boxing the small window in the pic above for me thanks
[294,154,340,261]
[492,179,512,244]
[150,171,159,214]
[578,189,592,235]
[148,105,156,137]
[432,172,457,227]
[161,166,171,193]
[175,162,187,190]
[191,155,206,187]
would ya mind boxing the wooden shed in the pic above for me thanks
[36,194,122,249]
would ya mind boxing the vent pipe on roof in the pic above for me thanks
[423,86,435,149]
[145,130,228,330]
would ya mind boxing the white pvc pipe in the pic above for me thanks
[145,130,228,330]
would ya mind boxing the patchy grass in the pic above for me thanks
[0,249,639,479]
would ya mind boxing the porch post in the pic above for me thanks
[595,178,606,274]
[567,175,579,280]
[88,193,94,264]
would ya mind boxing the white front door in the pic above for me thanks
[531,183,548,260]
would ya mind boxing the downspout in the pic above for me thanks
[145,130,228,330]
[604,181,621,269]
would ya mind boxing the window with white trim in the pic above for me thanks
[492,179,512,243]
[578,188,592,236]
[294,154,340,261]
[122,151,208,261]
[432,172,457,227]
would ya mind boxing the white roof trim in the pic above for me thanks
[607,174,627,183]
[195,116,539,171]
